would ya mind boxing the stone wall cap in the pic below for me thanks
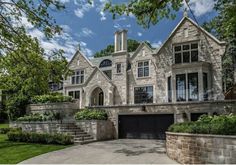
[166,132,236,139]
[29,102,75,106]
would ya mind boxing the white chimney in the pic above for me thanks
[114,29,127,53]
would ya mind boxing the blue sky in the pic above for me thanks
[25,0,218,60]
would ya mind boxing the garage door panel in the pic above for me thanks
[118,114,174,140]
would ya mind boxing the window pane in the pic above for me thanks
[183,52,190,63]
[71,76,75,84]
[203,73,208,101]
[81,75,84,83]
[183,44,190,50]
[176,74,186,101]
[138,68,143,77]
[68,91,73,97]
[81,70,84,74]
[175,53,182,64]
[76,76,80,84]
[144,67,149,77]
[76,71,81,75]
[188,73,198,101]
[191,50,198,62]
[134,86,153,104]
[116,63,121,73]
[144,61,149,66]
[191,43,198,49]
[138,62,143,67]
[75,91,80,99]
[168,76,172,102]
[103,70,112,79]
[174,46,181,52]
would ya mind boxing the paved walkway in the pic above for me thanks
[20,139,177,164]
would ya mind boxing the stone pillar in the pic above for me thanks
[114,30,127,53]
[121,30,127,51]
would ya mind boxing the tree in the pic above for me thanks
[104,0,183,28]
[94,39,152,58]
[203,0,236,91]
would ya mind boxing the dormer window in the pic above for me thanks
[137,61,149,77]
[71,70,84,84]
[174,42,198,64]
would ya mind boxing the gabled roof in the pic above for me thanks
[68,50,94,67]
[130,42,153,60]
[153,16,226,56]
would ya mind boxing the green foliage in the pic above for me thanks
[16,112,61,122]
[104,0,183,28]
[31,94,72,104]
[94,39,150,58]
[75,109,108,120]
[0,128,21,134]
[7,130,73,145]
[203,0,236,90]
[168,114,236,135]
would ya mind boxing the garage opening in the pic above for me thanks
[118,114,174,140]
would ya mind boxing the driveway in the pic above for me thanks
[20,139,177,164]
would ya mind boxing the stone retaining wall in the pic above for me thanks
[27,102,79,120]
[75,120,114,140]
[10,121,62,134]
[89,100,236,138]
[166,132,236,164]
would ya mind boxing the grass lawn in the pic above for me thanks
[0,123,9,128]
[0,131,70,164]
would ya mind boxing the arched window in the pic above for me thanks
[99,59,112,68]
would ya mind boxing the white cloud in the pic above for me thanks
[137,32,142,37]
[74,0,94,18]
[77,27,94,38]
[151,41,162,48]
[184,0,216,17]
[100,11,106,21]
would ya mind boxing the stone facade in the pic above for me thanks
[90,100,236,138]
[63,15,226,108]
[75,120,114,140]
[166,132,236,164]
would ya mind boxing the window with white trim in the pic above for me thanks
[137,61,149,77]
[71,70,84,84]
[174,42,198,64]
[68,91,80,99]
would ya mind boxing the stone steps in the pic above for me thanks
[58,123,95,145]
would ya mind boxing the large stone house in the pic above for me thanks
[63,14,226,109]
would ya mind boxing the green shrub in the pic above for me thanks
[0,127,21,134]
[74,109,108,120]
[31,94,72,104]
[16,112,61,122]
[7,130,73,145]
[168,114,236,135]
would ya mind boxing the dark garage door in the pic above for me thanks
[118,114,174,140]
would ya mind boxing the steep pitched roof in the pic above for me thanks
[153,16,226,56]
[130,42,153,60]
[68,50,94,67]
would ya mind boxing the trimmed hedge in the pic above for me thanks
[7,130,73,145]
[75,109,108,120]
[31,94,72,104]
[168,114,236,135]
[17,112,61,122]
[0,127,21,134]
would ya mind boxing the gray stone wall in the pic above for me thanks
[27,102,79,121]
[75,120,114,140]
[90,100,236,138]
[166,132,236,164]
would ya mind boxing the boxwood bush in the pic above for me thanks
[0,127,21,134]
[17,112,61,122]
[31,94,72,104]
[168,114,236,135]
[7,130,73,145]
[75,109,108,120]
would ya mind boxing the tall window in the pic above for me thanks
[116,63,122,73]
[176,74,186,101]
[188,73,198,101]
[71,70,84,84]
[174,43,198,64]
[168,76,172,102]
[137,61,149,77]
[203,73,208,100]
[68,91,80,99]
[134,86,153,104]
